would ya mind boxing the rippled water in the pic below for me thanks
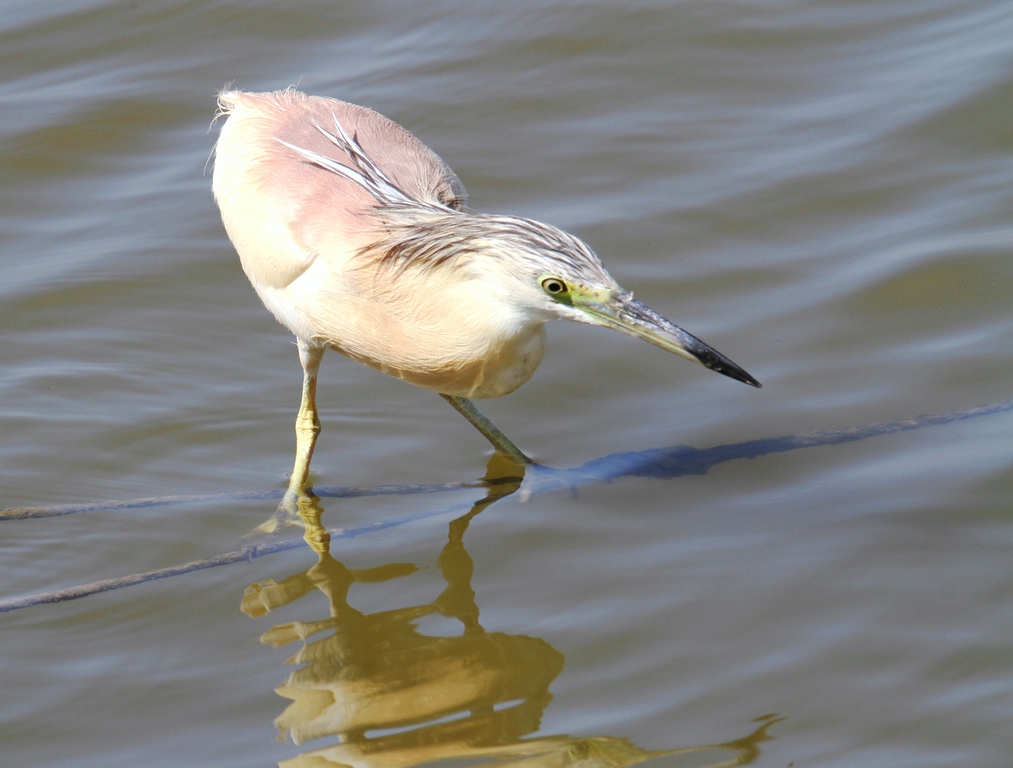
[2,2,1012,767]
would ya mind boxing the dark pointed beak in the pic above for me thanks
[577,292,761,388]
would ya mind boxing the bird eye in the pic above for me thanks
[540,277,568,296]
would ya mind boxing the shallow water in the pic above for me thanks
[2,2,1012,767]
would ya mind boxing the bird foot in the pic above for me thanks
[480,450,588,502]
[241,488,330,557]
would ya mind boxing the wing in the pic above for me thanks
[212,89,467,293]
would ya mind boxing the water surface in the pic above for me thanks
[2,2,1012,767]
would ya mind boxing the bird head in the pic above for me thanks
[476,214,762,389]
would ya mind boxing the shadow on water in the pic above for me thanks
[244,481,782,768]
[1,399,1010,612]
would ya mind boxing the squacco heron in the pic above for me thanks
[212,89,759,514]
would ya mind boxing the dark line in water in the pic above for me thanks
[577,400,1013,482]
[0,499,477,614]
[5,400,1009,522]
[1,399,1010,613]
[0,480,485,521]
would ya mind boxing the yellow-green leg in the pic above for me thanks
[440,394,532,466]
[255,341,325,538]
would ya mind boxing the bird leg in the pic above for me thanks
[440,394,533,467]
[441,396,595,502]
[254,341,326,540]
[286,341,325,498]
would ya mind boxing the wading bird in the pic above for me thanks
[212,89,759,518]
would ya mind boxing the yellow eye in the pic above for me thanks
[540,277,568,296]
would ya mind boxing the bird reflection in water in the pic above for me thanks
[241,467,782,768]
